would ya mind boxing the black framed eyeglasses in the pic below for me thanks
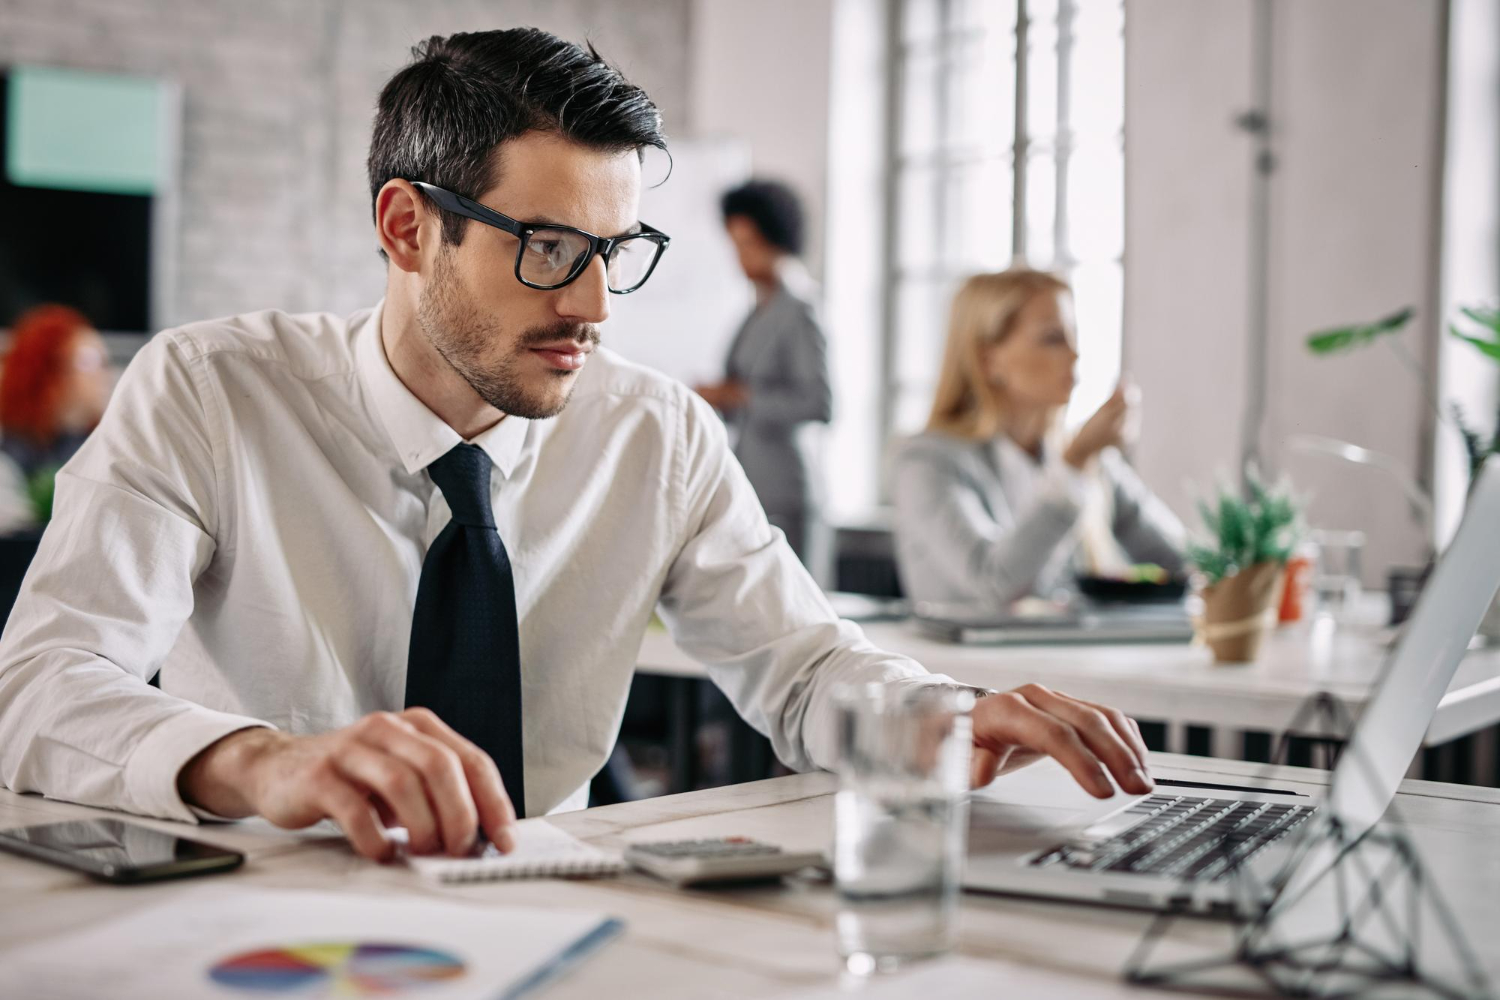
[411,181,670,294]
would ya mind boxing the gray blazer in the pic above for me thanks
[725,283,833,517]
[891,431,1187,607]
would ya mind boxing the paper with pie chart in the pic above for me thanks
[0,886,619,999]
[210,941,467,995]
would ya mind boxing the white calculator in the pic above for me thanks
[623,837,827,887]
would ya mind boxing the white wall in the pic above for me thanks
[1264,0,1447,583]
[687,0,835,279]
[0,0,694,329]
[688,0,888,518]
[605,139,752,387]
[1127,0,1449,585]
[1123,0,1256,520]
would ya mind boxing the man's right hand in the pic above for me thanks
[178,707,517,862]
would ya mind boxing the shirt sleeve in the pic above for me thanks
[0,333,270,823]
[1102,449,1189,572]
[655,392,954,773]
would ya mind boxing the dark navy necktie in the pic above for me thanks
[404,443,525,817]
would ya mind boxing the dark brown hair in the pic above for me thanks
[367,28,667,250]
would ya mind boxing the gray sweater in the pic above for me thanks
[891,431,1187,607]
[724,283,833,516]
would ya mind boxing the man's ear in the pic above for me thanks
[375,179,433,273]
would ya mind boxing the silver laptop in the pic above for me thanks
[963,460,1500,915]
[915,601,1195,645]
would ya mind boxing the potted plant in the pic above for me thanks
[1187,473,1304,663]
[1307,303,1500,637]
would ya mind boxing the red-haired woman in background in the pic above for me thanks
[0,305,111,482]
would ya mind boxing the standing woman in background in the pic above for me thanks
[696,180,832,573]
[891,269,1186,608]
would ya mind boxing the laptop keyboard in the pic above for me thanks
[1030,794,1316,882]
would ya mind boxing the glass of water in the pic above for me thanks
[1308,528,1365,620]
[833,683,975,975]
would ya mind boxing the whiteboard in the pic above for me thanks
[604,139,753,387]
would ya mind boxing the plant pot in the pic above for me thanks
[1197,560,1287,664]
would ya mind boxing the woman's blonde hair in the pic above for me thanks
[925,268,1071,440]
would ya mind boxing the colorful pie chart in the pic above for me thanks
[209,942,466,995]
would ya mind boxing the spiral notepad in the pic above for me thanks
[407,819,624,883]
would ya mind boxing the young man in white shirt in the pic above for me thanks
[0,28,1153,861]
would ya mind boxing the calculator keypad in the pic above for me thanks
[630,837,782,858]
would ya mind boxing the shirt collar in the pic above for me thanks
[991,434,1050,485]
[355,300,531,480]
[992,433,1038,467]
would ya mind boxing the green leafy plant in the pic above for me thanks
[1305,306,1416,355]
[1306,303,1500,478]
[1451,401,1500,481]
[1451,305,1500,362]
[1448,306,1500,479]
[1186,472,1303,586]
[25,467,56,524]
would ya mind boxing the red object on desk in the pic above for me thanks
[1279,554,1313,623]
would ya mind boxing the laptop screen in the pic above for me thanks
[1324,460,1500,836]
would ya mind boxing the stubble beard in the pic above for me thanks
[416,249,600,420]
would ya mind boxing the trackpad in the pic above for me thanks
[968,759,1139,838]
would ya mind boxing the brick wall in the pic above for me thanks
[0,0,691,328]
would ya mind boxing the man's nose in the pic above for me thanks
[554,255,610,325]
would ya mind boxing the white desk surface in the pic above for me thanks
[636,617,1500,746]
[3,755,1497,998]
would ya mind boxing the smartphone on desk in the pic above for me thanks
[0,817,244,884]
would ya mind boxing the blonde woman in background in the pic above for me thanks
[891,269,1186,608]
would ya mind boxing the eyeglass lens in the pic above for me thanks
[519,228,658,291]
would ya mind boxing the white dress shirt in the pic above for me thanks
[0,303,950,822]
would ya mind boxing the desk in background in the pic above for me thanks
[3,755,1497,998]
[635,611,1500,786]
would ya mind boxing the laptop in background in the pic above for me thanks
[915,600,1194,645]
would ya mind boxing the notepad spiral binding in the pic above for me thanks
[429,855,625,883]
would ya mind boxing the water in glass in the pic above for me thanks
[833,684,973,975]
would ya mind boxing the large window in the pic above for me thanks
[883,0,1125,439]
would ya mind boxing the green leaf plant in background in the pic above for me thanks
[26,467,57,524]
[1304,306,1416,354]
[1449,305,1500,479]
[1306,303,1500,480]
[1185,470,1304,587]
[1451,305,1500,362]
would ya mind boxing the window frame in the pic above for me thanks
[876,0,1126,456]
